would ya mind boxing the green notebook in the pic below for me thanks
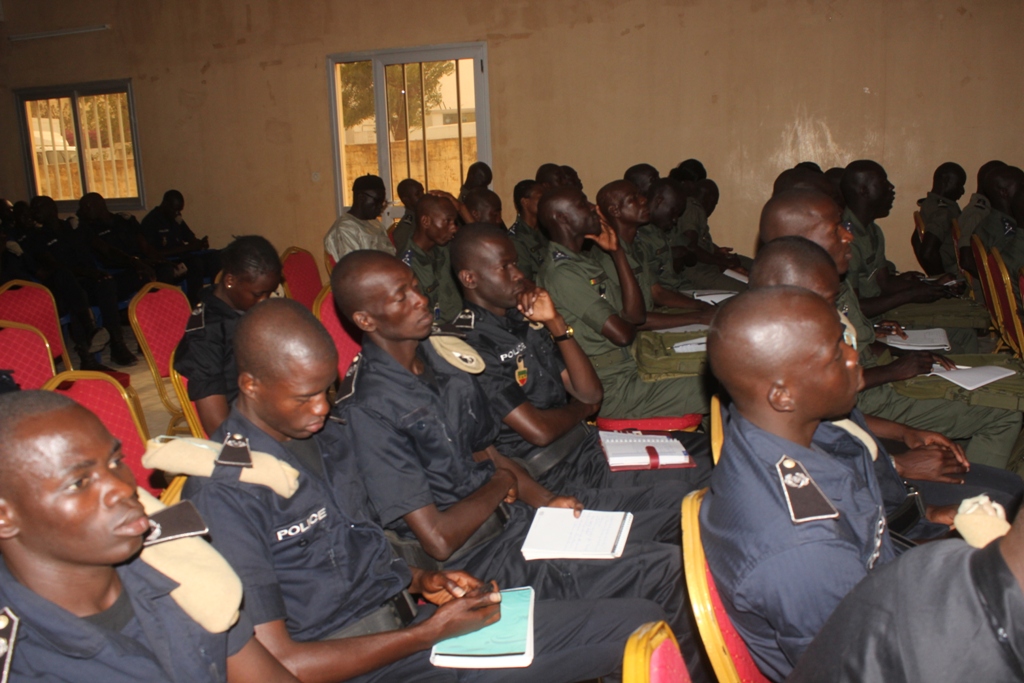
[430,587,535,668]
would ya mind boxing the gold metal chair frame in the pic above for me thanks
[0,279,73,371]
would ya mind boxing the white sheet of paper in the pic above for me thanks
[682,290,736,305]
[925,364,1016,390]
[672,337,707,353]
[723,269,749,283]
[654,324,710,334]
[521,508,633,561]
[882,328,951,351]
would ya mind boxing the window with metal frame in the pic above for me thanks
[15,80,145,212]
[328,43,490,223]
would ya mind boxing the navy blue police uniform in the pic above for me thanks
[184,409,665,683]
[335,339,713,682]
[0,555,253,682]
[140,207,220,303]
[174,288,243,407]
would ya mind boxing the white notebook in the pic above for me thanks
[925,364,1016,390]
[681,289,737,305]
[521,508,633,561]
[599,430,692,470]
[672,337,707,353]
[654,323,710,334]
[723,269,749,283]
[882,328,951,351]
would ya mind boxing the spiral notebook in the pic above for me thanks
[599,430,694,470]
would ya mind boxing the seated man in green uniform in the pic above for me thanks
[840,159,987,353]
[634,178,696,292]
[959,160,1007,277]
[389,178,424,254]
[624,163,659,197]
[973,165,1024,296]
[915,162,966,277]
[535,187,711,419]
[509,179,548,282]
[673,178,753,275]
[596,180,713,325]
[760,189,1024,471]
[400,194,462,323]
[463,188,504,227]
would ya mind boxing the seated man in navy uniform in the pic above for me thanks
[748,237,1023,514]
[183,298,665,683]
[449,223,712,519]
[700,287,949,682]
[174,235,282,435]
[790,499,1024,682]
[0,391,295,682]
[140,189,221,306]
[331,251,712,682]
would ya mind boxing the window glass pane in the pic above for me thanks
[336,61,378,206]
[422,59,465,197]
[77,92,138,199]
[24,97,81,201]
[456,58,478,183]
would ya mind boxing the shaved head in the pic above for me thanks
[332,250,408,320]
[538,186,597,242]
[536,163,565,187]
[234,298,337,383]
[709,287,858,419]
[761,190,838,242]
[624,164,659,195]
[416,194,449,221]
[0,391,79,487]
[773,167,835,198]
[749,237,840,303]
[596,180,632,217]
[450,222,510,275]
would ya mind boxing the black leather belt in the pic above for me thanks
[520,422,590,478]
[326,590,418,639]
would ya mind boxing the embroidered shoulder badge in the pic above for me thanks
[452,309,476,330]
[401,249,413,266]
[0,607,19,683]
[217,433,254,468]
[515,354,529,386]
[185,303,205,332]
[552,250,570,262]
[776,455,839,524]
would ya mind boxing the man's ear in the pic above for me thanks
[606,202,623,219]
[351,310,377,333]
[0,498,21,541]
[766,380,795,413]
[458,269,477,290]
[238,371,260,401]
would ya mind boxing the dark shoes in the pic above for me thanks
[110,340,139,367]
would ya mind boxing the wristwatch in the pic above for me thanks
[551,326,574,343]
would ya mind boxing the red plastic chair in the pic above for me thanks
[0,320,57,390]
[623,621,691,683]
[0,279,73,371]
[989,248,1024,357]
[43,370,162,495]
[682,489,770,683]
[313,283,362,379]
[129,283,193,434]
[281,247,324,311]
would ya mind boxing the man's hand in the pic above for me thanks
[925,504,959,528]
[517,287,558,323]
[874,320,908,340]
[494,467,519,505]
[417,570,483,606]
[893,446,967,484]
[908,283,951,304]
[584,208,619,253]
[426,583,502,640]
[886,351,954,380]
[901,427,968,469]
[545,495,584,517]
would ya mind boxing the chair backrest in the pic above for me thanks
[281,247,324,311]
[169,348,208,438]
[129,283,192,427]
[160,475,188,505]
[313,283,362,379]
[0,320,57,390]
[989,249,1024,356]
[951,218,963,268]
[324,250,337,277]
[910,211,928,270]
[623,620,690,683]
[42,371,161,495]
[0,279,72,370]
[682,490,770,683]
[595,415,703,433]
[710,394,724,465]
[972,235,1001,328]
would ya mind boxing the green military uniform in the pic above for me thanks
[974,209,1024,292]
[390,213,415,254]
[668,197,748,292]
[508,217,548,281]
[916,192,962,276]
[634,223,694,291]
[842,207,987,353]
[400,241,461,323]
[836,280,1022,470]
[537,241,709,419]
[958,193,992,251]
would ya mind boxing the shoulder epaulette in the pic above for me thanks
[401,249,413,266]
[775,455,839,524]
[0,607,19,683]
[185,302,205,332]
[428,335,485,374]
[335,353,361,404]
[552,249,570,262]
[451,308,476,330]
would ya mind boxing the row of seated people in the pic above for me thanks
[7,209,1024,680]
[0,189,220,369]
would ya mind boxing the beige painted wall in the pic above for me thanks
[2,0,1021,272]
